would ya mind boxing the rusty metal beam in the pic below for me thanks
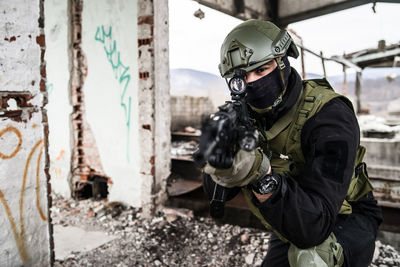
[349,47,400,68]
[277,0,400,25]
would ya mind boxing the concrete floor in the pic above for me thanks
[53,225,116,260]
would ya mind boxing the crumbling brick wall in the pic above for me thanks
[0,0,53,265]
[69,0,108,198]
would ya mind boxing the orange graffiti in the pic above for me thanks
[20,140,47,244]
[0,126,22,159]
[36,147,47,221]
[0,190,28,261]
[55,149,65,161]
[52,167,62,179]
[0,128,47,262]
[51,149,66,180]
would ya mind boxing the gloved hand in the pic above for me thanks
[204,148,271,188]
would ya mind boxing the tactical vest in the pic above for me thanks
[243,79,374,241]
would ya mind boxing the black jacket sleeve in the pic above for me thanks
[253,97,360,248]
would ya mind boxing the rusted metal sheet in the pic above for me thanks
[167,175,202,196]
[172,131,200,142]
[169,131,202,196]
[344,42,400,68]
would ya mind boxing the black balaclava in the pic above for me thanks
[248,58,303,131]
[245,56,291,110]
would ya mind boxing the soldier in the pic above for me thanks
[203,20,382,267]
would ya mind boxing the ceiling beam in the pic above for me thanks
[193,0,272,21]
[192,0,400,26]
[278,0,372,25]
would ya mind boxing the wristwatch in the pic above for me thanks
[252,172,280,195]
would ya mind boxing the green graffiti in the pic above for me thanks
[46,82,54,96]
[95,25,132,162]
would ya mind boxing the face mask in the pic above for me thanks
[245,66,284,110]
[245,57,291,111]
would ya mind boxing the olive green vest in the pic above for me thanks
[243,79,374,240]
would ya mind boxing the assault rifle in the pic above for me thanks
[193,69,258,218]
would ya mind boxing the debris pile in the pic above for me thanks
[52,195,400,266]
[358,115,400,139]
[370,240,400,267]
[52,195,268,266]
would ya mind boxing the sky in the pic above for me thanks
[168,0,400,77]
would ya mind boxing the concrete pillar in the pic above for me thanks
[138,0,171,216]
[0,0,53,266]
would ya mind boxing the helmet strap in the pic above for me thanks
[273,57,288,109]
[276,57,286,70]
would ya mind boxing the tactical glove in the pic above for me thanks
[204,148,271,188]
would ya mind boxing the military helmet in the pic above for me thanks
[218,20,299,78]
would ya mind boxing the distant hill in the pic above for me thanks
[170,69,230,108]
[170,67,400,115]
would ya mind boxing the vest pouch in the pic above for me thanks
[288,233,344,267]
[346,162,374,202]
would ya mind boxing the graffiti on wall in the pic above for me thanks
[46,81,54,96]
[95,25,132,162]
[0,125,47,262]
[50,149,66,179]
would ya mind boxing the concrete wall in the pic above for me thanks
[81,0,141,206]
[0,0,53,265]
[362,138,400,167]
[362,138,400,181]
[362,138,400,207]
[41,0,170,214]
[44,0,71,198]
[171,96,214,131]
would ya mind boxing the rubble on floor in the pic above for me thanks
[51,195,400,266]
[370,240,400,267]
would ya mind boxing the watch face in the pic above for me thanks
[259,183,275,194]
[256,175,278,194]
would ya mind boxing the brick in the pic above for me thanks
[142,124,151,131]
[36,34,46,47]
[138,38,152,47]
[139,72,150,80]
[138,15,153,25]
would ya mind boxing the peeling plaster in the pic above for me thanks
[6,99,18,110]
